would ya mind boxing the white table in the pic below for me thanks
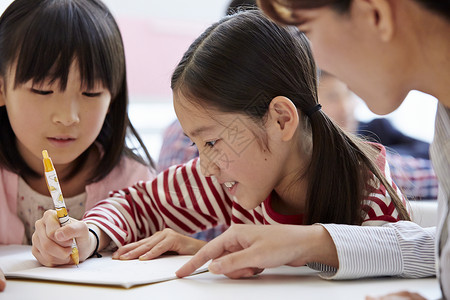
[1,266,441,300]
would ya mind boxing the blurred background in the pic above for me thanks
[0,0,438,162]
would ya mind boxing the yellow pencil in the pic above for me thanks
[42,150,79,265]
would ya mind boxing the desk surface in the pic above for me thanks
[1,266,441,300]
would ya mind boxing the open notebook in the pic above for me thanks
[0,245,208,288]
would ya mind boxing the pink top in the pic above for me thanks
[0,156,154,245]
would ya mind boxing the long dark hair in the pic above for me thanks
[171,10,409,224]
[257,0,450,24]
[0,0,154,182]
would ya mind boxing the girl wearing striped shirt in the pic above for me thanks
[32,10,410,276]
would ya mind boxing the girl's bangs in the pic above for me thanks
[12,0,124,96]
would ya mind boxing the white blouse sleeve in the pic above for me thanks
[317,221,436,280]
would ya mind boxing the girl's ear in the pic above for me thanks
[0,77,5,106]
[354,0,395,42]
[267,96,299,142]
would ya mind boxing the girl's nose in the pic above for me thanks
[199,150,220,177]
[52,98,80,126]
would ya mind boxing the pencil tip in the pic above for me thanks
[42,150,48,159]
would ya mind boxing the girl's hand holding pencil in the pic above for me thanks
[32,211,94,266]
[32,212,208,267]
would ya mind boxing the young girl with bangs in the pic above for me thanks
[0,0,155,290]
[32,10,409,280]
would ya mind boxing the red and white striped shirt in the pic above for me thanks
[83,144,408,248]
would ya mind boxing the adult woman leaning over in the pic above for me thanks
[178,1,449,299]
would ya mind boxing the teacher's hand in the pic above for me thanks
[176,224,338,279]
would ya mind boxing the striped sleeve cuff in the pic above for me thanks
[317,222,436,280]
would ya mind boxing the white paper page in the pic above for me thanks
[0,245,208,288]
[0,245,42,273]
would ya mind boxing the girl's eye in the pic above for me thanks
[205,140,217,148]
[82,92,102,97]
[31,88,53,95]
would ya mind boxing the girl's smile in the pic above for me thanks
[222,181,238,195]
